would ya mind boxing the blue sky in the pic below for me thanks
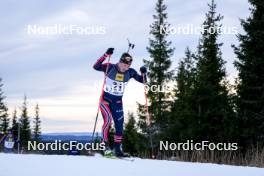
[0,0,250,132]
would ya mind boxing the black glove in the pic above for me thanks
[106,48,114,55]
[140,66,147,74]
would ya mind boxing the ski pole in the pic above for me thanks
[18,122,21,154]
[142,73,154,158]
[142,74,150,126]
[0,134,6,144]
[91,55,111,142]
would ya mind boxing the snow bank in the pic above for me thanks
[0,153,263,176]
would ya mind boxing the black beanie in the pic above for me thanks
[119,53,133,64]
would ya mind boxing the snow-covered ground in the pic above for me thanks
[1,153,264,176]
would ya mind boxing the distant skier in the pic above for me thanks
[93,48,147,157]
[68,141,80,155]
[2,130,16,153]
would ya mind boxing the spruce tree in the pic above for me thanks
[123,113,140,156]
[0,78,9,134]
[233,0,264,145]
[33,104,41,141]
[20,95,31,146]
[108,125,115,149]
[193,0,235,141]
[11,108,19,139]
[169,48,197,141]
[138,0,174,138]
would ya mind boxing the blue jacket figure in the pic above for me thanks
[3,130,16,153]
[68,141,80,155]
[93,48,147,157]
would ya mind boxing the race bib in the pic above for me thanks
[105,77,127,96]
[4,141,15,149]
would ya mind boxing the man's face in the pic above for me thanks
[118,62,131,72]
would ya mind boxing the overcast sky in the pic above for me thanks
[0,0,250,133]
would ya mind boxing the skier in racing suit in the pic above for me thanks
[93,48,147,157]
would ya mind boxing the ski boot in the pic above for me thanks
[114,142,130,157]
[103,142,114,157]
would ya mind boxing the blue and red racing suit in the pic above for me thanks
[93,53,145,144]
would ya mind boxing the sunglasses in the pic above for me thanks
[122,57,133,64]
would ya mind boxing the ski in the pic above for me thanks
[118,157,135,162]
[103,154,135,162]
[105,156,135,162]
